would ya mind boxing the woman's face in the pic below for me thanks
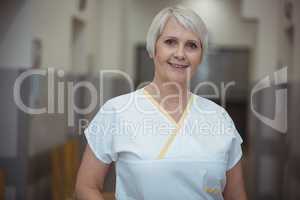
[153,17,202,86]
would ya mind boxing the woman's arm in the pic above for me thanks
[223,161,247,200]
[75,145,111,200]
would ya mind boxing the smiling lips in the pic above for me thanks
[167,61,189,69]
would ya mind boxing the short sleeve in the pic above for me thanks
[221,108,243,171]
[84,101,118,164]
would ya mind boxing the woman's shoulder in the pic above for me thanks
[102,89,141,112]
[191,93,225,113]
[191,94,241,140]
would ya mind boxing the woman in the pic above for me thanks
[75,6,247,200]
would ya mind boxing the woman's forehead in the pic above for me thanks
[160,17,200,41]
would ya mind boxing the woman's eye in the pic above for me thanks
[186,42,198,49]
[164,39,176,46]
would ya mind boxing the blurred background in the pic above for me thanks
[0,0,299,199]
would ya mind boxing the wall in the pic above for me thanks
[97,0,126,69]
[25,0,101,156]
[184,0,257,47]
[31,0,100,73]
[285,0,300,198]
[242,0,282,82]
[291,0,300,81]
[0,0,101,71]
[0,0,32,68]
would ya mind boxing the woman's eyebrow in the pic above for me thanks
[161,35,199,42]
[161,35,178,39]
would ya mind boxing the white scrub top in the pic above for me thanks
[85,87,243,200]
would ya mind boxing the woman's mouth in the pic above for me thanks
[167,62,189,69]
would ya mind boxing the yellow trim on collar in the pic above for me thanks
[143,88,194,159]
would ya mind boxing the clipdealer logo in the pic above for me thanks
[12,67,235,129]
[250,67,288,133]
[12,66,288,134]
[13,68,135,127]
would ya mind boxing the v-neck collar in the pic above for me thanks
[142,87,194,129]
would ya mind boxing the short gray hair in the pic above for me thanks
[146,6,208,60]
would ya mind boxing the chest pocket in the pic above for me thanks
[197,153,227,199]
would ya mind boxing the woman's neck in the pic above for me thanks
[145,78,191,106]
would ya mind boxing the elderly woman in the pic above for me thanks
[75,6,247,200]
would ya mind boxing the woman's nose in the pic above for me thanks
[174,45,186,60]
